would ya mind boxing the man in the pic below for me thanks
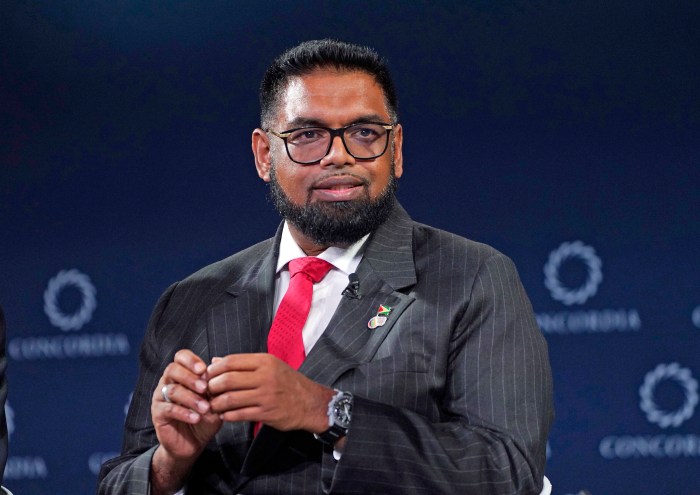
[99,39,553,494]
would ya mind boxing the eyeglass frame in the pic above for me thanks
[267,122,395,165]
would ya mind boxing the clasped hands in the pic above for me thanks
[151,349,335,462]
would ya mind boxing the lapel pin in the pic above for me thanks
[368,305,392,329]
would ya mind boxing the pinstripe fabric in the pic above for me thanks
[98,203,553,495]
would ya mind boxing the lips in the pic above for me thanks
[313,175,366,189]
[311,175,367,201]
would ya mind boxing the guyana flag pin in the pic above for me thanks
[368,305,392,329]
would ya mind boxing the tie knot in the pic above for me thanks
[289,257,333,283]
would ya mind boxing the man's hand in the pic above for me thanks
[207,353,335,434]
[150,350,222,494]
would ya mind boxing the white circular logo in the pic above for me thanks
[43,269,97,331]
[639,363,698,428]
[544,241,603,306]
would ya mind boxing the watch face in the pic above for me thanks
[333,397,352,428]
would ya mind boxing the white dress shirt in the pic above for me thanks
[274,222,368,355]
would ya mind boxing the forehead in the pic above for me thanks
[276,69,390,126]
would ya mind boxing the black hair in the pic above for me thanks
[259,39,398,128]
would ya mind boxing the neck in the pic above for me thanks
[287,223,352,256]
[287,224,328,256]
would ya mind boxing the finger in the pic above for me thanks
[174,349,207,375]
[207,353,269,378]
[163,361,208,395]
[209,388,262,414]
[161,383,211,414]
[207,370,261,396]
[218,405,267,423]
[153,399,203,425]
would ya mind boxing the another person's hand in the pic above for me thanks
[207,353,334,434]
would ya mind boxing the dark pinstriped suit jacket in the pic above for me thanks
[98,203,553,494]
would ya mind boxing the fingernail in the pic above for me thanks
[193,363,205,373]
[196,400,209,413]
[195,380,206,392]
[189,411,200,421]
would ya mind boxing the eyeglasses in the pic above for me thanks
[268,122,394,165]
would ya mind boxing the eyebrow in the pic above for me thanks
[284,114,390,129]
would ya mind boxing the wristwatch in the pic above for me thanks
[314,390,353,446]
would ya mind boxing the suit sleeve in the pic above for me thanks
[97,283,179,495]
[324,253,553,495]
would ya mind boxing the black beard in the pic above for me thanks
[268,167,397,246]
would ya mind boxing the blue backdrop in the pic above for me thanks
[1,1,699,494]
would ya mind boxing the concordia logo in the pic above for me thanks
[639,363,698,429]
[599,363,700,460]
[544,240,602,306]
[3,402,49,481]
[536,240,641,335]
[8,269,130,361]
[43,269,97,331]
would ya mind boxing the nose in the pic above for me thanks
[319,135,356,167]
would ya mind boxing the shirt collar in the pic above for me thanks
[276,222,369,276]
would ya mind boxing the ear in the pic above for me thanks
[252,128,272,182]
[392,123,404,178]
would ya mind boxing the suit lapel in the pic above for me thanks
[205,232,280,480]
[300,203,417,385]
[208,241,278,358]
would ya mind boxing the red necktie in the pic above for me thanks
[267,257,333,369]
[255,257,332,436]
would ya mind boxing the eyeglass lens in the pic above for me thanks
[286,124,389,163]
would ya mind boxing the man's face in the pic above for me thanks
[253,69,404,247]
